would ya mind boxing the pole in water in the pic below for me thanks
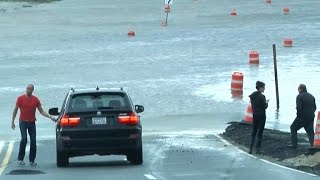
[165,11,169,24]
[273,44,280,110]
[161,12,169,26]
[161,1,170,27]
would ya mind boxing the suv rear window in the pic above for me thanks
[67,93,131,112]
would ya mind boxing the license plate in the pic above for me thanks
[92,117,107,125]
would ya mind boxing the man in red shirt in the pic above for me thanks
[11,84,56,166]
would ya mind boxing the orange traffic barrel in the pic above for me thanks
[283,7,289,14]
[313,112,320,148]
[164,4,170,13]
[232,91,243,99]
[231,72,244,92]
[243,101,253,124]
[230,9,237,16]
[128,31,136,37]
[249,51,259,64]
[284,38,293,47]
[266,0,271,4]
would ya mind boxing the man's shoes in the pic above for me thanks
[30,161,37,166]
[18,160,25,166]
[249,149,253,154]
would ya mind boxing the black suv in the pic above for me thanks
[49,87,144,167]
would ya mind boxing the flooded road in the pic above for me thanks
[0,0,319,140]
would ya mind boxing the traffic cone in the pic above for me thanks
[243,101,253,124]
[312,112,320,149]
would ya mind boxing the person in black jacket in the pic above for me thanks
[290,84,316,148]
[249,81,268,154]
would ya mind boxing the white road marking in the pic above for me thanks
[0,141,14,175]
[259,158,317,177]
[144,174,157,179]
[215,135,318,177]
[0,142,4,154]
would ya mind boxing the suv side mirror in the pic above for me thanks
[135,105,144,113]
[49,108,60,116]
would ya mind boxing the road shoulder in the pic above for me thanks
[221,122,320,176]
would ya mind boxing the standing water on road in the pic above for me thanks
[0,0,319,140]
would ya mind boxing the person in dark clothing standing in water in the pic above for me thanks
[249,81,268,154]
[11,84,56,166]
[290,84,316,148]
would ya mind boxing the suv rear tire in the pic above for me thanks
[127,145,143,165]
[56,134,69,167]
[57,150,69,167]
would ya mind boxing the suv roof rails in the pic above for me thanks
[70,87,125,92]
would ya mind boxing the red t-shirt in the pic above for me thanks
[16,95,41,122]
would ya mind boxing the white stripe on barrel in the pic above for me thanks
[249,51,259,64]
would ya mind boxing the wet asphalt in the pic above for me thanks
[0,132,318,180]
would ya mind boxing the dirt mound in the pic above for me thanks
[221,122,320,176]
[283,152,320,167]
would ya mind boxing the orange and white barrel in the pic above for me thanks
[231,72,244,94]
[243,101,253,124]
[232,91,243,99]
[283,7,289,14]
[284,38,293,47]
[249,51,259,64]
[164,4,170,13]
[230,9,237,16]
[313,112,320,148]
[128,31,136,37]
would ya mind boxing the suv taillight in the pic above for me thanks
[118,112,139,125]
[60,114,80,127]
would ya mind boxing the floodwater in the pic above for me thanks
[0,0,319,140]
